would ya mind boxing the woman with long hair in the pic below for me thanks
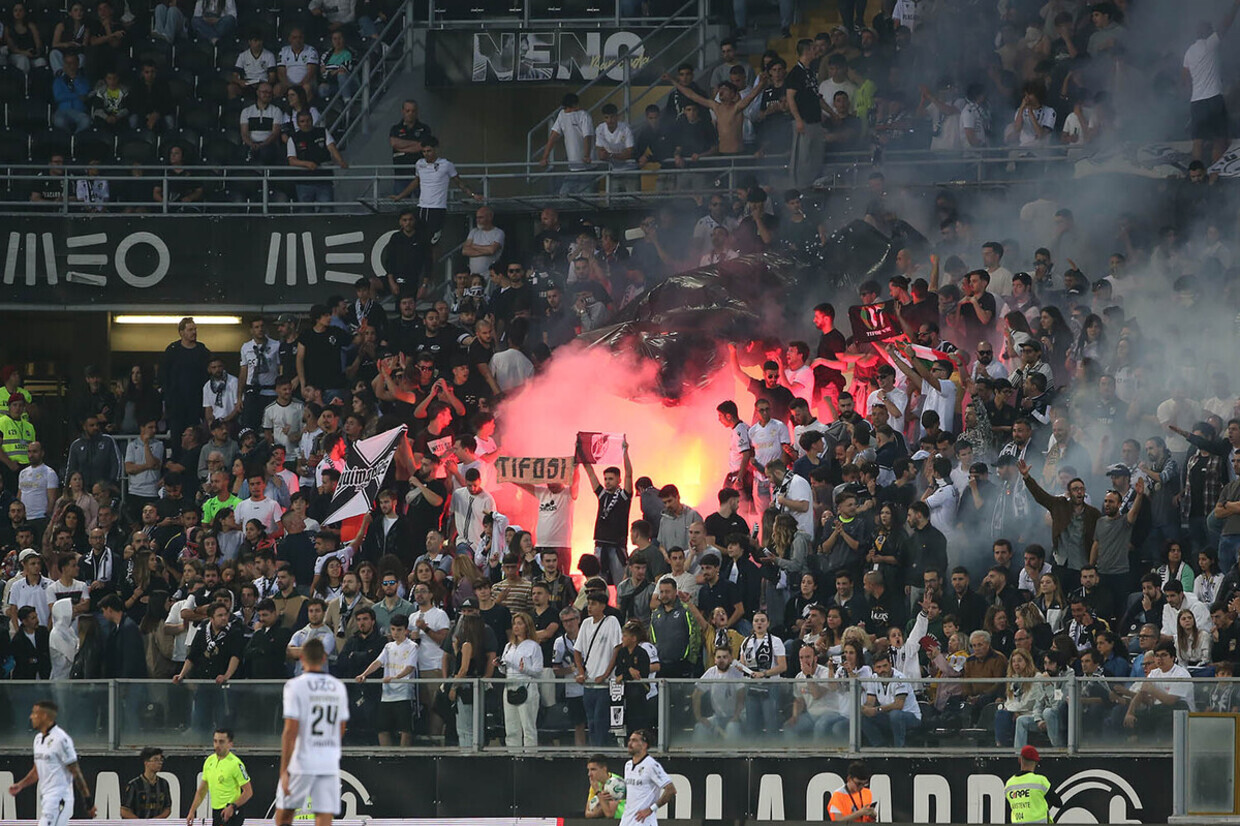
[53,471,98,529]
[1195,549,1225,607]
[1068,313,1106,367]
[200,532,223,570]
[820,606,847,659]
[983,605,1015,656]
[1033,573,1066,634]
[824,639,871,741]
[739,610,787,736]
[784,572,820,638]
[1155,540,1195,592]
[613,619,654,735]
[1175,608,1211,667]
[120,364,162,433]
[123,551,170,622]
[312,556,345,601]
[1015,601,1055,653]
[44,504,87,553]
[500,611,543,749]
[355,560,380,601]
[768,512,811,624]
[1094,630,1130,677]
[508,530,539,580]
[449,611,495,749]
[450,554,481,611]
[238,518,271,558]
[866,503,904,591]
[994,647,1038,747]
[1002,310,1034,371]
[411,558,445,605]
[211,508,243,561]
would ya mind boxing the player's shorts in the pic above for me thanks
[39,795,72,826]
[416,207,446,241]
[276,773,341,814]
[378,699,413,733]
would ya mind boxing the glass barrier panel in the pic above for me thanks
[0,681,112,750]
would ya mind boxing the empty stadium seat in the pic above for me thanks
[72,126,117,163]
[30,126,72,161]
[8,99,50,131]
[0,128,31,164]
[0,66,27,104]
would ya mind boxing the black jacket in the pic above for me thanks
[243,623,293,679]
[104,615,148,678]
[334,629,384,678]
[362,513,415,569]
[11,626,51,680]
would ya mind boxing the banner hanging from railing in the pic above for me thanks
[425,28,682,86]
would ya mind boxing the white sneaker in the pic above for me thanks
[431,230,442,244]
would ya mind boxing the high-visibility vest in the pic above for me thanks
[0,414,34,464]
[1005,771,1051,823]
[829,785,875,822]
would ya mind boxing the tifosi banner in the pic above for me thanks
[494,455,575,485]
[425,29,682,86]
[0,214,401,308]
[848,302,902,343]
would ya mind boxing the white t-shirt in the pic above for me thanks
[202,374,239,422]
[451,487,495,545]
[1184,33,1222,102]
[235,48,276,86]
[595,120,634,160]
[278,44,319,85]
[867,387,909,433]
[551,108,595,169]
[125,438,164,497]
[738,633,786,673]
[1018,106,1056,146]
[621,755,673,826]
[166,595,193,661]
[490,349,535,392]
[749,419,790,469]
[777,472,815,536]
[240,337,281,391]
[534,485,573,547]
[987,265,1014,298]
[17,464,58,519]
[288,624,337,675]
[414,157,458,209]
[1149,663,1195,710]
[465,226,505,275]
[818,78,859,113]
[892,0,922,31]
[240,102,287,142]
[46,579,88,633]
[784,365,814,404]
[33,725,78,802]
[262,399,304,451]
[235,497,285,534]
[795,664,834,716]
[411,606,449,671]
[792,420,829,458]
[282,670,350,775]
[865,667,921,716]
[921,377,958,434]
[377,637,419,701]
[6,576,52,626]
[1062,108,1098,144]
[727,421,751,473]
[960,100,988,143]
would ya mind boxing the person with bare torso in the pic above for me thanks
[664,73,766,155]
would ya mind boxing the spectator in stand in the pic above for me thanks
[190,0,235,45]
[276,27,318,101]
[52,53,91,133]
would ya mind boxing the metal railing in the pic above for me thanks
[523,0,710,165]
[0,674,1211,754]
[430,0,710,27]
[0,147,1079,216]
[325,0,419,148]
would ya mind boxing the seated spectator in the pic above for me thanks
[151,0,186,42]
[276,27,319,101]
[319,30,357,101]
[87,69,130,131]
[128,60,175,132]
[52,53,91,133]
[191,0,235,45]
[50,2,89,74]
[963,629,1008,717]
[73,160,110,212]
[5,3,48,73]
[231,31,277,99]
[1122,642,1194,738]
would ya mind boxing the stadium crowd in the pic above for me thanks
[2,0,1240,755]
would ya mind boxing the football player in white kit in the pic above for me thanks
[620,729,675,826]
[276,638,350,826]
[8,701,95,826]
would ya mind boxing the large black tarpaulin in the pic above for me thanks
[814,217,930,291]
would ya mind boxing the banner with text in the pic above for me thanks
[0,754,1172,822]
[495,455,575,485]
[426,29,680,86]
[848,301,902,343]
[0,214,401,308]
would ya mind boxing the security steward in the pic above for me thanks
[0,395,34,492]
[1005,745,1062,823]
[185,728,253,826]
[828,761,877,822]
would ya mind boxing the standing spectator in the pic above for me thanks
[449,468,495,550]
[501,610,543,750]
[786,39,825,190]
[388,99,432,194]
[237,318,280,433]
[52,53,91,133]
[191,0,235,45]
[1183,2,1239,164]
[99,593,147,678]
[120,748,172,819]
[574,592,622,746]
[235,472,283,535]
[538,93,595,194]
[286,110,348,209]
[10,605,50,679]
[296,304,348,403]
[244,598,293,678]
[65,416,121,493]
[162,318,212,445]
[287,597,336,674]
[355,613,417,747]
[391,137,481,246]
[17,441,57,534]
[173,603,243,731]
[463,206,505,276]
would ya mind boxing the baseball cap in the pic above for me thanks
[459,597,479,610]
[911,449,932,461]
[1106,463,1131,477]
[18,548,39,563]
[1020,745,1040,762]
[276,312,298,325]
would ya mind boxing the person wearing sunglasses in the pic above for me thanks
[372,571,415,635]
